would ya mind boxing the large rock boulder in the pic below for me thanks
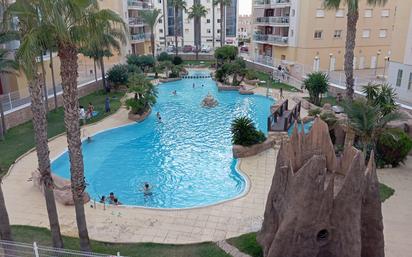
[128,108,151,122]
[32,171,90,206]
[232,137,276,158]
[258,118,384,257]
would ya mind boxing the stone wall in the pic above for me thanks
[4,80,102,129]
[180,54,215,61]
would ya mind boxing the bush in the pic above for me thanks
[303,72,329,106]
[245,70,258,80]
[157,52,172,62]
[172,56,183,65]
[376,129,412,167]
[127,54,155,71]
[320,111,338,129]
[308,108,321,116]
[215,45,238,65]
[107,64,129,86]
[126,73,157,114]
[231,116,266,146]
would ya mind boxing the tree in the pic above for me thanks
[9,0,64,248]
[323,0,388,100]
[79,47,112,85]
[362,83,398,115]
[303,72,329,106]
[214,45,238,66]
[188,2,208,60]
[0,178,13,244]
[231,116,266,146]
[107,64,129,86]
[126,73,157,114]
[170,0,187,56]
[213,0,232,47]
[141,9,163,58]
[343,98,403,157]
[127,55,155,72]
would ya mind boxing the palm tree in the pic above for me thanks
[170,0,187,56]
[213,0,231,47]
[323,0,388,100]
[212,2,216,49]
[0,178,13,254]
[188,2,208,60]
[9,0,64,248]
[141,9,163,58]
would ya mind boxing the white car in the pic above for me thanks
[201,45,212,53]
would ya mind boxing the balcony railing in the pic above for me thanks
[253,34,289,45]
[255,16,290,25]
[255,55,274,67]
[127,0,152,9]
[254,0,291,6]
[129,17,146,26]
[130,33,150,42]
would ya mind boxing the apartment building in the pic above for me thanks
[152,0,238,50]
[387,1,412,104]
[238,15,253,41]
[251,0,396,76]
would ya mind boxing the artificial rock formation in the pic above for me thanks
[258,118,384,257]
[201,93,218,108]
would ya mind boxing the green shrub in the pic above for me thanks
[245,70,258,80]
[107,64,129,86]
[157,52,172,62]
[126,73,157,114]
[303,72,329,106]
[308,108,321,116]
[376,129,412,167]
[320,111,338,129]
[172,56,183,65]
[231,116,266,146]
[127,54,155,71]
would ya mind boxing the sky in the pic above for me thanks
[239,0,252,15]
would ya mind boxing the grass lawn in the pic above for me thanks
[254,70,298,92]
[0,90,123,176]
[227,232,262,257]
[380,183,395,202]
[303,96,338,107]
[11,225,229,257]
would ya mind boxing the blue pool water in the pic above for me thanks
[52,72,274,208]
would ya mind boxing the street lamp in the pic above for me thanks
[383,56,390,79]
[328,53,333,75]
[375,50,381,76]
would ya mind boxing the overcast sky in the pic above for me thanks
[239,0,252,15]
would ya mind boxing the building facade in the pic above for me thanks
[387,1,412,104]
[251,0,396,76]
[238,15,253,41]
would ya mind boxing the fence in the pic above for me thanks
[0,240,123,257]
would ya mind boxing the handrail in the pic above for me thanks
[267,100,301,132]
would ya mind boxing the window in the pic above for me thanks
[158,0,161,3]
[207,19,210,23]
[316,9,325,17]
[207,29,211,33]
[185,28,189,33]
[314,30,323,39]
[364,9,373,18]
[379,29,387,38]
[217,19,221,23]
[334,30,342,38]
[217,29,220,34]
[396,69,403,87]
[336,9,345,17]
[291,9,295,17]
[409,73,412,90]
[362,29,370,38]
[381,9,390,17]
[159,29,163,33]
[158,18,162,23]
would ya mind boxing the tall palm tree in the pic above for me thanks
[212,2,215,49]
[213,0,231,47]
[188,2,208,60]
[323,0,388,100]
[0,178,13,244]
[141,9,163,58]
[170,0,187,56]
[8,0,64,248]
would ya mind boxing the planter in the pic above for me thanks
[159,77,182,83]
[128,108,151,122]
[216,81,239,91]
[244,79,260,85]
[32,170,90,206]
[232,137,276,158]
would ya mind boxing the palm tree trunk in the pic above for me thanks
[28,74,64,248]
[0,179,12,242]
[93,59,98,84]
[344,9,359,100]
[212,4,215,49]
[49,50,58,110]
[151,31,155,58]
[220,1,224,47]
[100,57,107,92]
[58,43,91,252]
[195,17,199,60]
[174,7,179,56]
[40,54,49,113]
[0,90,5,140]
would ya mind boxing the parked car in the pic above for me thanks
[240,46,249,52]
[182,45,194,53]
[201,45,212,53]
[166,45,175,52]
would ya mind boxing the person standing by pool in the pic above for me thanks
[87,102,94,118]
[105,96,111,113]
[79,106,86,125]
[193,83,195,88]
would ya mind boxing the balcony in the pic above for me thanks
[129,17,146,27]
[127,0,152,10]
[255,16,290,26]
[130,33,150,42]
[253,34,288,46]
[254,0,291,8]
[255,55,274,67]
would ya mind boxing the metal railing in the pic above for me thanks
[128,17,146,26]
[253,34,289,45]
[130,33,150,42]
[0,240,124,257]
[127,0,152,9]
[254,0,291,6]
[255,16,290,25]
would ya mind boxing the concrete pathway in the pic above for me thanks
[217,240,252,257]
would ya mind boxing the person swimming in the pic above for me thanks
[172,90,177,95]
[99,195,106,203]
[156,112,162,122]
[192,83,195,88]
[142,182,152,196]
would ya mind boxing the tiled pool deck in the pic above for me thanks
[2,87,411,257]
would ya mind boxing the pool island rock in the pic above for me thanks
[201,93,218,108]
[128,108,152,122]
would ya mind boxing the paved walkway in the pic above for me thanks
[217,240,251,257]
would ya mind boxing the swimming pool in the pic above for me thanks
[52,71,274,208]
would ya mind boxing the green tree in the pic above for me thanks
[231,116,266,146]
[170,0,187,56]
[323,0,388,100]
[362,83,398,115]
[127,55,155,72]
[343,98,403,157]
[213,0,232,46]
[141,9,163,58]
[214,45,238,66]
[303,72,329,106]
[9,0,64,248]
[107,64,129,86]
[79,47,112,84]
[188,2,208,60]
[126,73,157,114]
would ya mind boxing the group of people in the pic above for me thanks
[99,183,153,206]
[277,65,289,81]
[79,102,95,124]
